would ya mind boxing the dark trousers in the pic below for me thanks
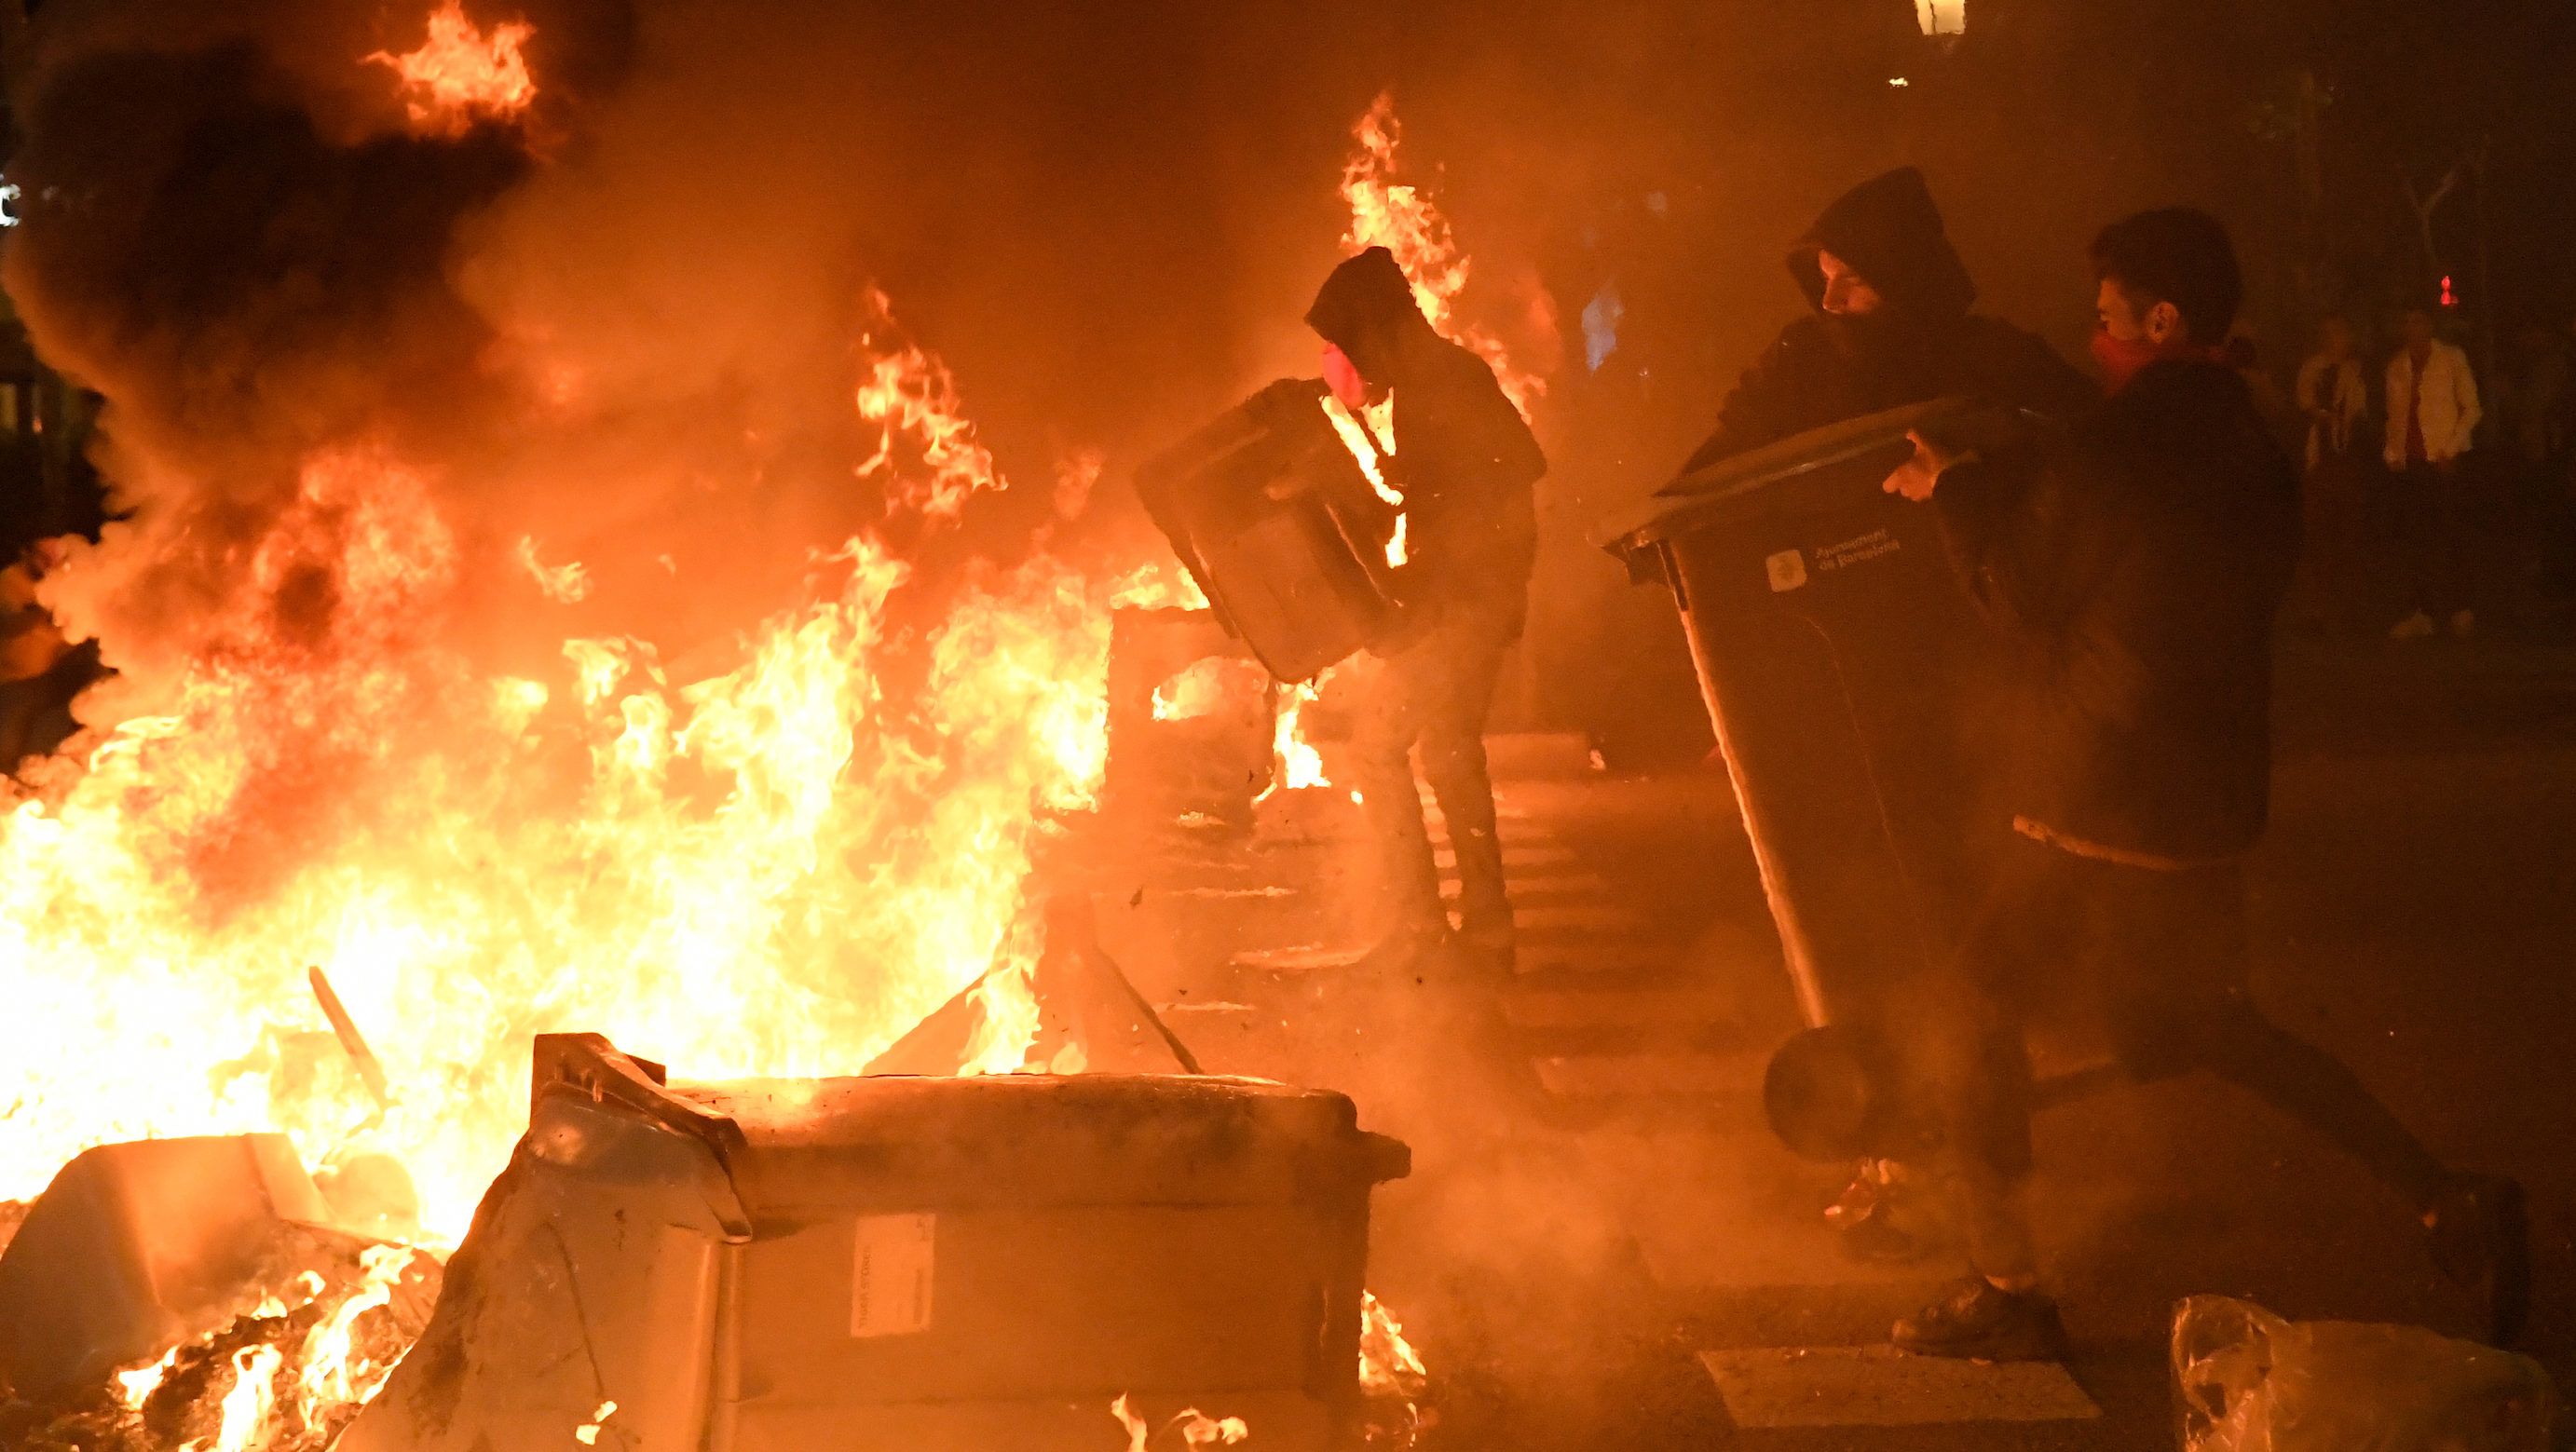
[2386,465,2477,618]
[1350,606,1514,936]
[1922,835,2448,1280]
[2294,452,2376,631]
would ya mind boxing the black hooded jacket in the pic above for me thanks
[1932,359,2300,861]
[1308,248,1548,634]
[1681,168,2095,475]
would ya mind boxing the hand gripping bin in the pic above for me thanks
[1597,400,2020,1160]
[1134,379,1402,685]
[339,1035,1411,1452]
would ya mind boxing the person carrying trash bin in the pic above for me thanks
[1879,208,2529,1361]
[1305,246,1547,972]
[1676,166,2097,1264]
[1679,166,2095,476]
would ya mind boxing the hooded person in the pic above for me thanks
[1680,169,2092,1269]
[1306,246,1547,970]
[1680,167,2094,476]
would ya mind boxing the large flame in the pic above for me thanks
[0,295,1117,1240]
[0,18,1443,1444]
[1339,92,1542,418]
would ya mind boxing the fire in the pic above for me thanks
[83,1244,427,1452]
[1109,561,1210,613]
[0,296,1121,1242]
[956,930,1045,1078]
[1265,680,1329,796]
[293,1245,417,1417]
[1339,92,1542,417]
[1320,393,1405,568]
[368,2,538,137]
[1359,1290,1432,1447]
[1111,1394,1250,1452]
[1150,657,1263,724]
[856,287,1005,521]
[115,1348,180,1413]
[512,536,591,604]
[204,1345,285,1452]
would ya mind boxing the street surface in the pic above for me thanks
[1100,640,2576,1449]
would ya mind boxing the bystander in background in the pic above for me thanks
[2382,307,2483,640]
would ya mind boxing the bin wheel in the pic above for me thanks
[1763,1025,1890,1162]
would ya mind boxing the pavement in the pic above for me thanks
[1095,636,2576,1450]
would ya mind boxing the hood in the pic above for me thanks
[1305,246,1426,383]
[1787,167,1977,319]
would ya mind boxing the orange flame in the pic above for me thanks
[1359,1290,1432,1447]
[208,1344,285,1452]
[855,288,1004,521]
[369,2,538,138]
[1111,1394,1250,1452]
[1339,92,1540,418]
[93,1244,423,1450]
[0,313,1117,1243]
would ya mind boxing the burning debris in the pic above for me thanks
[0,1134,437,1452]
[0,2,1489,1445]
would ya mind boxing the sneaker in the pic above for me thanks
[2390,610,2436,641]
[1893,1277,2067,1362]
[2426,1174,2530,1345]
[2448,608,2476,638]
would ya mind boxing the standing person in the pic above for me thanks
[2383,307,2483,639]
[1680,166,2094,475]
[1881,210,2528,1359]
[1306,246,1547,970]
[2293,316,2374,631]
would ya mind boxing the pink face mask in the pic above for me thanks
[2090,326,2168,394]
[1321,343,1369,409]
[2091,323,2232,393]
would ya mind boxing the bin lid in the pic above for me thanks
[1590,397,1991,558]
[523,1037,1409,1214]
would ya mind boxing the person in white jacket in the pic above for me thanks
[2383,307,2483,638]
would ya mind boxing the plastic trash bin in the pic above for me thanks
[340,1035,1411,1452]
[1136,379,1400,685]
[1598,399,2024,1157]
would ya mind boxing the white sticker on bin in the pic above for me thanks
[850,1213,936,1337]
[1765,550,1808,592]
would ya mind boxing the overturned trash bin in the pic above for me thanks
[0,1133,343,1404]
[340,1034,1411,1452]
[1598,399,2027,1160]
